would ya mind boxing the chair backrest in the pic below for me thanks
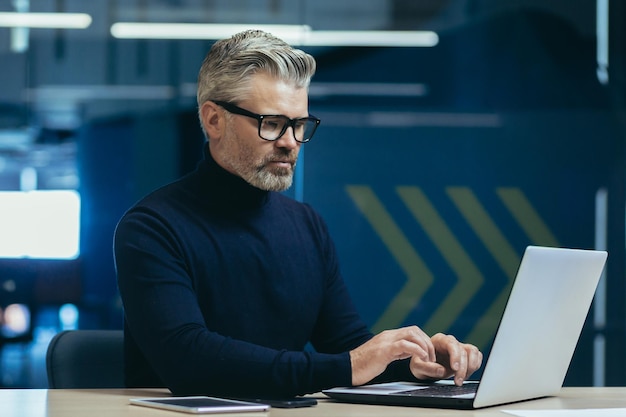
[46,329,124,389]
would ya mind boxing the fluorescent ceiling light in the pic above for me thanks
[596,0,609,85]
[304,31,438,47]
[111,23,310,44]
[110,22,438,47]
[0,12,92,29]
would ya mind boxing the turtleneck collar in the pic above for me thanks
[195,143,270,211]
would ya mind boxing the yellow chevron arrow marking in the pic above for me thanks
[446,187,520,349]
[346,185,433,333]
[397,186,484,336]
[497,187,560,247]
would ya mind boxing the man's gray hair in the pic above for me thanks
[197,29,316,127]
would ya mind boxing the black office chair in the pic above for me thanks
[46,329,125,388]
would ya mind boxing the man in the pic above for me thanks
[114,29,482,398]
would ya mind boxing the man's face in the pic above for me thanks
[211,73,308,192]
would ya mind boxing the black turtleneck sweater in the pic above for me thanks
[114,146,390,397]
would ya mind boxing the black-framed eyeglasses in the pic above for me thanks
[213,100,321,143]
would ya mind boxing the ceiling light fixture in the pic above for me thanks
[111,23,309,43]
[110,22,438,47]
[0,12,92,29]
[304,30,438,47]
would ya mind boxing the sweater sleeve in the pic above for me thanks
[114,208,353,397]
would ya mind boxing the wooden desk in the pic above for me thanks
[2,388,625,417]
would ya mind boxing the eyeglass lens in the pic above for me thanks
[260,116,317,142]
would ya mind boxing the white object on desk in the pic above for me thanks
[503,408,626,417]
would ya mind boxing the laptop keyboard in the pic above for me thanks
[396,384,478,398]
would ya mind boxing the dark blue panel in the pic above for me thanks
[78,117,135,325]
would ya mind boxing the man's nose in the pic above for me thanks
[275,125,299,149]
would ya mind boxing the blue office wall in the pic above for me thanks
[78,117,135,327]
[299,9,623,385]
[303,108,618,384]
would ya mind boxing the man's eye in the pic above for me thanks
[263,119,282,130]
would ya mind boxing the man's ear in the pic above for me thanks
[200,101,224,141]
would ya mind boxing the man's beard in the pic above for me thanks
[220,136,296,192]
[218,124,299,192]
[247,153,296,192]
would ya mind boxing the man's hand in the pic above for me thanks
[409,333,483,386]
[349,328,483,387]
[349,326,435,386]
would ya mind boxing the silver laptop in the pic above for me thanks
[323,246,608,409]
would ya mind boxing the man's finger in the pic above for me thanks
[410,358,447,380]
[401,326,436,361]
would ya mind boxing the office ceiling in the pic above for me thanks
[0,0,594,119]
[0,0,598,181]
